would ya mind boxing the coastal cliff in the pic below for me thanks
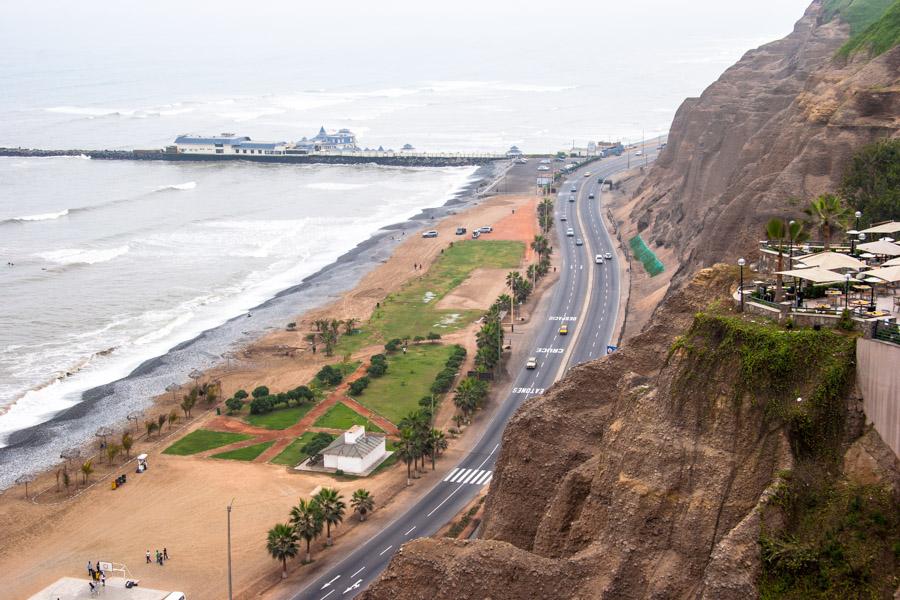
[362,1,900,598]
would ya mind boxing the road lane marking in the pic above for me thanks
[342,580,363,594]
[320,591,335,600]
[462,469,483,484]
[443,468,460,482]
[379,545,393,556]
[351,567,365,578]
[405,526,416,536]
[321,575,341,589]
[473,471,493,484]
[448,468,470,483]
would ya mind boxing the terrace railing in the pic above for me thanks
[873,321,900,346]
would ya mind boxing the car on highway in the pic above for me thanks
[472,230,480,239]
[558,324,568,335]
[595,255,604,264]
[635,150,643,156]
[560,215,567,221]
[568,195,575,202]
[525,356,537,370]
[588,192,595,199]
[455,227,466,235]
[566,227,575,237]
[539,158,551,164]
[584,171,591,177]
[570,185,577,192]
[537,165,550,171]
[575,238,584,246]
[422,230,438,238]
[605,252,613,259]
[478,226,493,233]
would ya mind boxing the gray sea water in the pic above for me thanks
[0,0,812,485]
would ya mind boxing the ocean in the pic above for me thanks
[0,0,812,486]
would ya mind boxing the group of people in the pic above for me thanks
[86,560,106,593]
[146,547,169,566]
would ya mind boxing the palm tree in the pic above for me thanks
[452,414,466,429]
[454,377,485,418]
[121,433,134,459]
[765,218,787,302]
[290,499,324,564]
[427,429,447,470]
[395,429,416,486]
[351,489,374,522]
[805,194,850,250]
[145,420,159,439]
[343,318,358,335]
[167,409,179,431]
[180,389,197,418]
[80,459,94,485]
[266,523,299,578]
[313,488,346,547]
[106,443,121,465]
[158,414,167,433]
[531,234,550,259]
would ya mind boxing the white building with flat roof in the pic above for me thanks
[321,425,387,475]
[173,133,288,155]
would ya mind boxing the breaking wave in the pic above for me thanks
[2,209,69,224]
[37,245,130,266]
[155,181,197,192]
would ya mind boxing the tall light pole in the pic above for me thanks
[227,498,235,600]
[787,220,796,270]
[851,211,862,254]
[844,273,852,310]
[738,258,746,312]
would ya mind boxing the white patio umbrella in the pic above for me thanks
[775,267,845,284]
[862,265,900,283]
[857,240,900,256]
[882,256,900,267]
[860,221,900,235]
[793,251,866,270]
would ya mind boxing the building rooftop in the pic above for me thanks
[175,134,251,145]
[323,426,384,458]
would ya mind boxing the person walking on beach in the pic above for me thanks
[163,547,169,561]
[100,572,106,587]
[86,561,92,576]
[146,550,151,564]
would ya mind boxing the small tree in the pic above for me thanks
[351,489,375,522]
[225,397,244,414]
[106,443,121,465]
[80,460,94,485]
[266,523,299,579]
[145,420,159,439]
[63,471,71,495]
[121,433,134,459]
[234,389,249,400]
[167,409,179,430]
[158,414,167,434]
[180,390,197,418]
[252,385,270,399]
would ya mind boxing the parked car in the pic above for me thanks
[566,228,575,237]
[526,357,537,370]
[605,252,612,259]
[516,158,528,164]
[595,255,604,264]
[472,230,481,239]
[575,238,584,246]
[422,230,438,238]
[539,158,551,164]
[455,227,467,235]
[537,165,550,171]
[558,324,568,335]
[479,226,493,233]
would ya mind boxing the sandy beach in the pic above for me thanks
[0,179,541,599]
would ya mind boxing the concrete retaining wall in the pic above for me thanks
[856,338,900,458]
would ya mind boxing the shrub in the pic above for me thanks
[370,354,387,365]
[287,385,314,403]
[413,335,425,344]
[837,309,854,331]
[225,397,244,414]
[367,362,387,378]
[249,395,275,415]
[427,332,441,342]
[349,377,370,396]
[316,365,343,386]
[301,432,335,457]
[251,386,270,399]
[234,389,249,400]
[384,338,402,352]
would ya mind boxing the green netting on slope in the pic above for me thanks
[628,235,665,277]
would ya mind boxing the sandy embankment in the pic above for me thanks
[0,192,539,600]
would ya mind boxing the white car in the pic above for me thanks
[422,230,438,238]
[568,195,576,202]
[584,171,591,177]
[516,158,528,164]
[526,357,537,370]
[479,226,493,233]
[595,255,604,264]
[560,215,567,221]
[566,228,575,237]
[575,238,584,246]
[537,165,550,171]
[570,186,577,192]
[540,158,551,164]
[635,150,643,156]
[605,252,613,260]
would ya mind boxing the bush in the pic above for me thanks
[301,432,335,457]
[316,365,343,386]
[225,397,244,414]
[287,385,314,403]
[234,389,249,400]
[349,377,370,396]
[427,332,441,342]
[367,361,387,378]
[837,309,854,331]
[413,335,425,344]
[384,338,402,352]
[251,386,270,399]
[370,354,387,365]
[249,395,275,415]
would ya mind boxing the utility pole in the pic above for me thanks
[227,498,235,600]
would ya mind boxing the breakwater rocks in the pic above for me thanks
[0,147,501,167]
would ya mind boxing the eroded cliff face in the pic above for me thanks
[363,267,796,600]
[631,1,899,287]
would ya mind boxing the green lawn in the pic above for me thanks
[270,431,320,466]
[162,429,252,456]
[358,343,455,424]
[211,440,274,461]
[245,403,317,430]
[336,240,523,351]
[313,402,384,432]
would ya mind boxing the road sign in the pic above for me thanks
[606,345,617,354]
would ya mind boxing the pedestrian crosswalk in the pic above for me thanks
[443,467,493,485]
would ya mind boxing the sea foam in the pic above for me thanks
[155,181,197,192]
[37,245,130,265]
[3,209,69,223]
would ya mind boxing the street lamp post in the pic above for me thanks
[844,273,852,310]
[738,258,746,312]
[851,211,862,254]
[227,498,234,600]
[788,220,796,270]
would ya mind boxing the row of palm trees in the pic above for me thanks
[395,410,448,486]
[306,318,359,356]
[266,488,374,577]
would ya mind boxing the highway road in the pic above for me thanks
[290,145,660,600]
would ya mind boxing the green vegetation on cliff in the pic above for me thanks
[671,313,856,460]
[827,0,900,56]
[841,138,900,224]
